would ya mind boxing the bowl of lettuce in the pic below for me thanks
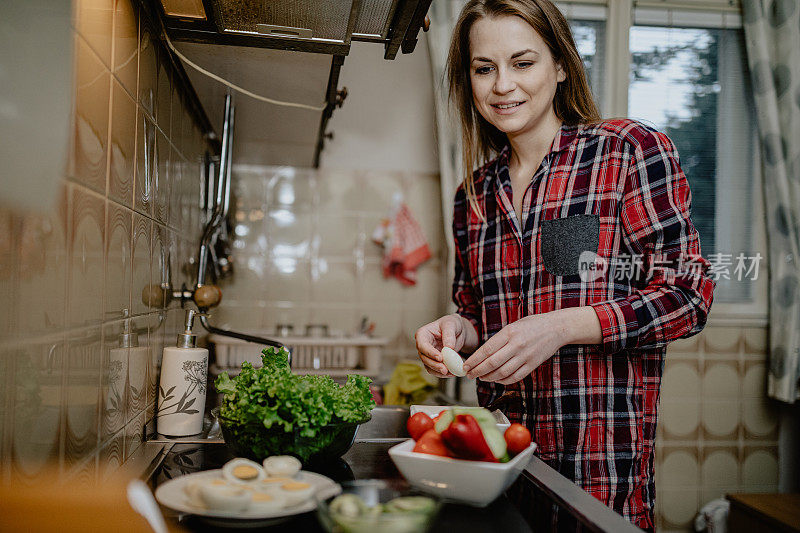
[214,346,375,464]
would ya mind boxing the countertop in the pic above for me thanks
[150,441,532,532]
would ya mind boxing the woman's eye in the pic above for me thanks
[516,61,534,69]
[474,65,494,75]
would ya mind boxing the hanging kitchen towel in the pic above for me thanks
[372,202,432,286]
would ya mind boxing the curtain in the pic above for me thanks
[742,0,800,402]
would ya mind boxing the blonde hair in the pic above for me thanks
[446,0,601,217]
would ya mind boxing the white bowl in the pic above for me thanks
[387,438,537,507]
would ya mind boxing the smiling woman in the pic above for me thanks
[414,1,716,531]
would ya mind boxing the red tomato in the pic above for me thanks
[504,424,532,456]
[412,429,450,457]
[407,412,435,440]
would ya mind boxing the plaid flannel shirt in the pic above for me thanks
[452,119,715,530]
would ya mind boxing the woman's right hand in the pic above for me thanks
[414,314,474,378]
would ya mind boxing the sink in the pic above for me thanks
[356,406,410,440]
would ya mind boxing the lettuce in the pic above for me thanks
[215,347,375,462]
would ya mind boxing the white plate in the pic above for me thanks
[155,469,341,525]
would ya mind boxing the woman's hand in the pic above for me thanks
[462,307,602,384]
[415,314,478,378]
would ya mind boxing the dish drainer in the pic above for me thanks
[209,334,387,377]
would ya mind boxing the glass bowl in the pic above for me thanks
[212,407,371,465]
[316,479,441,533]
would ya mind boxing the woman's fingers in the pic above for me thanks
[440,316,459,350]
[414,327,442,362]
[480,354,527,382]
[463,333,508,375]
[419,351,448,375]
[495,363,533,385]
[466,343,515,379]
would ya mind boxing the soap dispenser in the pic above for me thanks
[156,309,208,436]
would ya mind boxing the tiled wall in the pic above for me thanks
[0,0,210,483]
[213,165,447,376]
[655,325,779,532]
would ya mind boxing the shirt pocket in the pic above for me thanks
[540,214,600,277]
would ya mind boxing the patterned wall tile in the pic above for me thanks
[134,110,156,217]
[131,213,151,316]
[156,58,171,138]
[64,329,102,470]
[108,81,137,208]
[104,202,132,319]
[74,0,114,69]
[70,36,111,194]
[67,186,106,328]
[154,132,170,225]
[111,0,139,98]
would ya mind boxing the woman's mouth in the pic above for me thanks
[491,101,525,114]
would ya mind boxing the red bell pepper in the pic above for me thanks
[440,414,497,462]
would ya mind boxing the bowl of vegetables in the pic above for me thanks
[214,347,375,465]
[316,480,441,533]
[388,407,536,507]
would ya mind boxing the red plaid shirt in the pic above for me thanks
[452,119,715,530]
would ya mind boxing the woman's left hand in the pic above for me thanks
[462,307,602,384]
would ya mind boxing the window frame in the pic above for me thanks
[557,0,768,323]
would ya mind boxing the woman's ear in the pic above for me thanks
[556,62,567,83]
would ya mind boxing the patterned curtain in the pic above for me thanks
[427,0,467,314]
[742,0,800,402]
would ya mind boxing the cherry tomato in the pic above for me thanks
[504,423,532,456]
[412,429,450,457]
[407,412,435,440]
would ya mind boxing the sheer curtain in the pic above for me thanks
[742,0,800,402]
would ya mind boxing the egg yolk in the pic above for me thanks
[232,465,259,480]
[282,482,311,491]
[260,477,290,484]
[211,479,227,486]
[252,493,274,502]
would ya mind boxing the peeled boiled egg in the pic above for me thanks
[198,482,251,512]
[278,480,315,506]
[441,347,466,377]
[185,478,228,508]
[263,455,302,478]
[248,491,287,512]
[252,477,292,494]
[222,458,266,484]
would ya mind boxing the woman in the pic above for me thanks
[414,0,715,530]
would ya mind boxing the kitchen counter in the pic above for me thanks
[150,441,532,532]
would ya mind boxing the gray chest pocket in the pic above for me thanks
[540,214,600,276]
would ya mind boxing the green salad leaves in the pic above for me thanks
[215,347,375,462]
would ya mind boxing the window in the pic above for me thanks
[628,19,760,305]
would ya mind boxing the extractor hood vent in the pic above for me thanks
[156,0,430,59]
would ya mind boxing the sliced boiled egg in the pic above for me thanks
[251,477,292,494]
[263,455,302,478]
[248,491,287,512]
[198,482,251,512]
[279,480,315,506]
[222,458,266,484]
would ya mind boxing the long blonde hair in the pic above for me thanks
[446,0,601,217]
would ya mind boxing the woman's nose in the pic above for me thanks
[493,68,515,94]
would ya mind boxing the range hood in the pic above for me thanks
[156,0,432,59]
[148,0,432,167]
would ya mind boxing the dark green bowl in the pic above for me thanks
[213,407,371,465]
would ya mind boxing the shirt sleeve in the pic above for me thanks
[589,130,715,354]
[452,187,483,342]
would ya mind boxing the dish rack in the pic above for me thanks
[209,334,387,377]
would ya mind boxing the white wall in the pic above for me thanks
[319,34,439,174]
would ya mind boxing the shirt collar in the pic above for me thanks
[493,122,581,185]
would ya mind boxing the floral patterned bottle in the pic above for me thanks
[156,309,208,436]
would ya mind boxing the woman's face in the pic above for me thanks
[468,15,565,139]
